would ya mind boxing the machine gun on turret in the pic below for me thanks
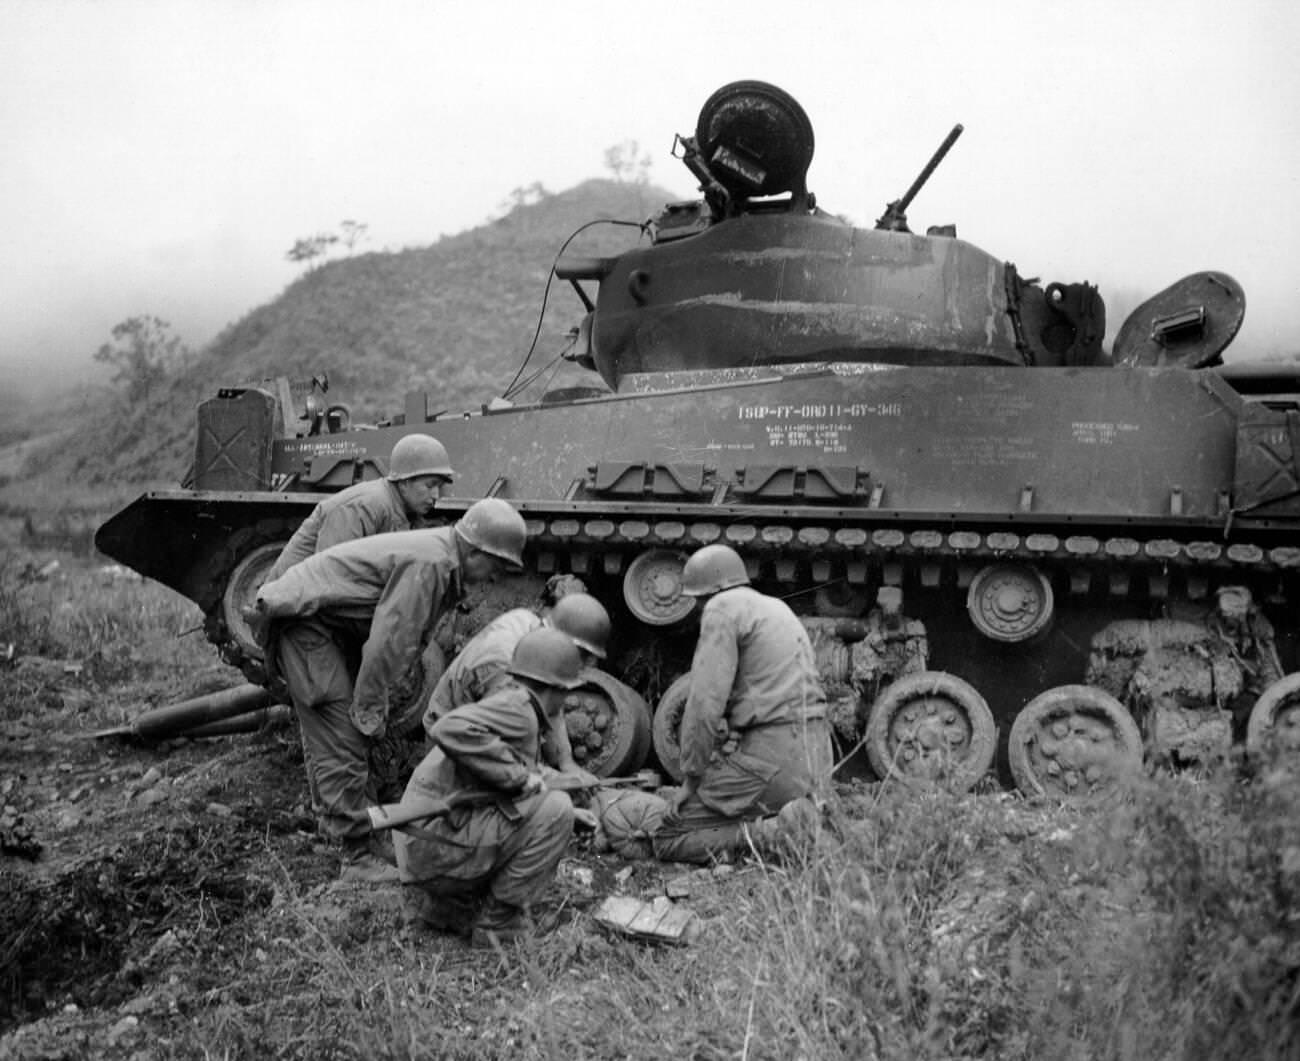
[875,123,964,233]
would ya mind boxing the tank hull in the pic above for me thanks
[97,364,1300,750]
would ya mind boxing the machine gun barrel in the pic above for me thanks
[876,123,964,231]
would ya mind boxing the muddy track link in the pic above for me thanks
[524,515,1300,585]
[203,514,1298,697]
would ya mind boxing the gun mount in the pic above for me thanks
[875,123,964,233]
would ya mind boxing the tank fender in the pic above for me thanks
[93,490,321,607]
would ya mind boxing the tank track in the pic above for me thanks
[193,510,1297,794]
[524,515,1300,594]
[204,515,1299,677]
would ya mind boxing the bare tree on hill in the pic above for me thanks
[93,315,189,405]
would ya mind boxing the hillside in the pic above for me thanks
[8,179,671,498]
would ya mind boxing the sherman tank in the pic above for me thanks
[96,80,1300,798]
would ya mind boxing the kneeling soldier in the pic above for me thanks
[395,627,586,947]
[652,544,834,863]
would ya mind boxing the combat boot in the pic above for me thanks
[745,796,823,860]
[370,830,397,867]
[401,886,476,937]
[470,897,534,949]
[340,836,400,884]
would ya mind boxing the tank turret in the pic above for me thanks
[558,81,1252,386]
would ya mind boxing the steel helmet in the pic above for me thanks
[507,627,584,689]
[387,434,456,481]
[549,592,610,659]
[454,498,527,569]
[681,544,750,597]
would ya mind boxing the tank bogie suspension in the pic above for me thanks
[524,515,1299,627]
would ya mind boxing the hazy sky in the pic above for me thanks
[3,0,1298,384]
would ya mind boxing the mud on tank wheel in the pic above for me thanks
[651,673,691,782]
[1246,673,1300,762]
[220,541,290,662]
[1008,685,1142,801]
[561,669,652,778]
[200,518,297,680]
[863,671,996,792]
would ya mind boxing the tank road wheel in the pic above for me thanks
[651,674,691,782]
[623,550,695,626]
[1246,673,1300,763]
[562,670,653,778]
[220,541,289,661]
[966,564,1054,642]
[814,583,871,618]
[1008,685,1143,801]
[864,671,996,791]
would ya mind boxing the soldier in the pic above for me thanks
[424,587,611,781]
[397,627,592,947]
[255,497,527,883]
[267,433,455,581]
[652,544,834,864]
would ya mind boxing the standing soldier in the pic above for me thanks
[424,588,611,782]
[652,544,834,863]
[267,433,455,581]
[255,498,527,882]
[397,627,589,947]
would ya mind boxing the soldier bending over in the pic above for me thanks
[255,498,527,883]
[267,433,455,581]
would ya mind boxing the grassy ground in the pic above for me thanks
[2,543,1298,1060]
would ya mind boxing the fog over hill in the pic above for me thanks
[13,179,663,489]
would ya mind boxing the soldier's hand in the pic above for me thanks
[521,772,546,795]
[572,807,599,831]
[663,772,702,825]
[240,603,271,647]
[663,784,693,825]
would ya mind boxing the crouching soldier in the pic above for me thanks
[396,628,589,947]
[652,544,834,864]
[424,586,611,782]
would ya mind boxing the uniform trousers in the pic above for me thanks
[652,717,832,864]
[275,616,373,842]
[395,789,574,910]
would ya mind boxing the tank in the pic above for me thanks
[96,81,1300,798]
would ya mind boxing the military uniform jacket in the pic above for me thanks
[411,683,546,798]
[679,586,827,778]
[268,478,413,581]
[257,527,462,735]
[424,608,542,727]
[396,684,554,882]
